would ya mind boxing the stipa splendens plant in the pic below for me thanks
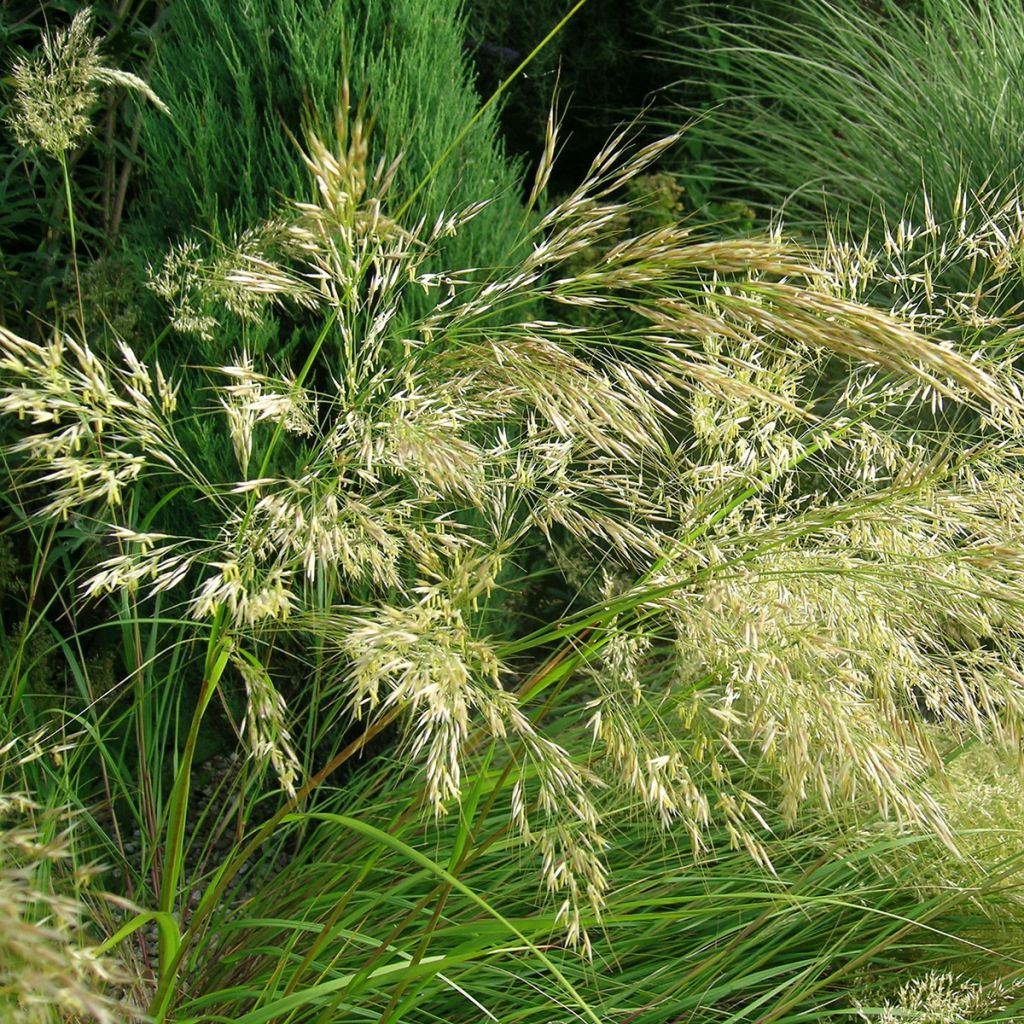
[7,57,1024,1021]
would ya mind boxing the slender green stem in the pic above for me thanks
[59,153,87,337]
[154,610,231,1000]
[393,0,592,224]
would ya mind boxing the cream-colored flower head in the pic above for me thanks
[6,8,167,158]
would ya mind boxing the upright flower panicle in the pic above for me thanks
[6,8,168,158]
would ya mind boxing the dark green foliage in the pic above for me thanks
[136,0,526,274]
[465,0,673,193]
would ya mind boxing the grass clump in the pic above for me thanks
[5,3,1024,1022]
[656,0,1024,259]
[7,98,1024,957]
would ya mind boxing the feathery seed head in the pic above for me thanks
[6,8,167,158]
[0,797,140,1022]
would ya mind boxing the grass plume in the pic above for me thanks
[6,102,1024,964]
